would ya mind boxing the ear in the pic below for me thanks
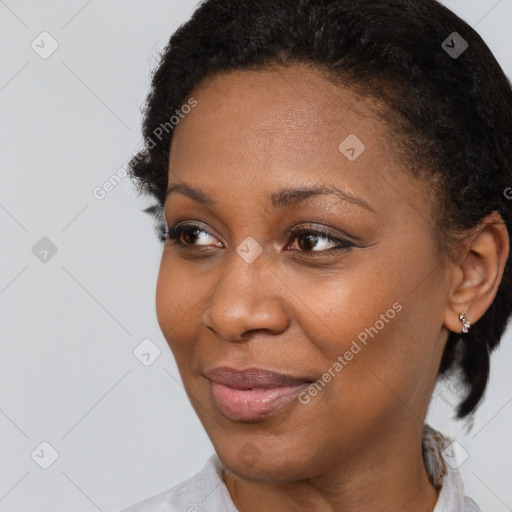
[443,211,510,333]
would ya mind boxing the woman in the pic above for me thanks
[121,0,511,510]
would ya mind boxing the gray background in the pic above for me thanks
[1,1,511,511]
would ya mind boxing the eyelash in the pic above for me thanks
[164,223,355,254]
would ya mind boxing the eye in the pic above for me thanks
[286,227,355,253]
[165,223,222,248]
[165,222,355,254]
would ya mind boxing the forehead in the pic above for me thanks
[167,64,430,222]
[172,64,384,164]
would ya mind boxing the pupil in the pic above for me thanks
[184,228,199,244]
[300,234,318,251]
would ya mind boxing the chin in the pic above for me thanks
[211,432,320,482]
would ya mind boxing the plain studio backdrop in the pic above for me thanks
[1,1,511,511]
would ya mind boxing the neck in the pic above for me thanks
[222,424,440,512]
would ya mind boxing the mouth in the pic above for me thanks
[204,366,313,421]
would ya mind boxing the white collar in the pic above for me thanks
[423,424,480,511]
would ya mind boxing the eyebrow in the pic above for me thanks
[165,182,374,213]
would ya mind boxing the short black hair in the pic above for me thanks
[128,0,512,420]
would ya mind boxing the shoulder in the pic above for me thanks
[119,454,238,512]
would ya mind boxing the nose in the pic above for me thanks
[201,249,290,342]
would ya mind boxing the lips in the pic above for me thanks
[206,366,311,388]
[205,366,313,421]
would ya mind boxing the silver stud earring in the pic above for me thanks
[459,313,471,333]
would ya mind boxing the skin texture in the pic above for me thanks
[155,64,509,512]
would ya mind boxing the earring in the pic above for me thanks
[459,313,471,333]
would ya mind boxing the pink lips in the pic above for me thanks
[206,367,311,421]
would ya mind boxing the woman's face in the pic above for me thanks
[156,64,452,480]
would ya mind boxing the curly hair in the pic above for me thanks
[128,0,512,419]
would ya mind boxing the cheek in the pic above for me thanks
[289,246,444,406]
[155,254,204,353]
[280,255,403,357]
